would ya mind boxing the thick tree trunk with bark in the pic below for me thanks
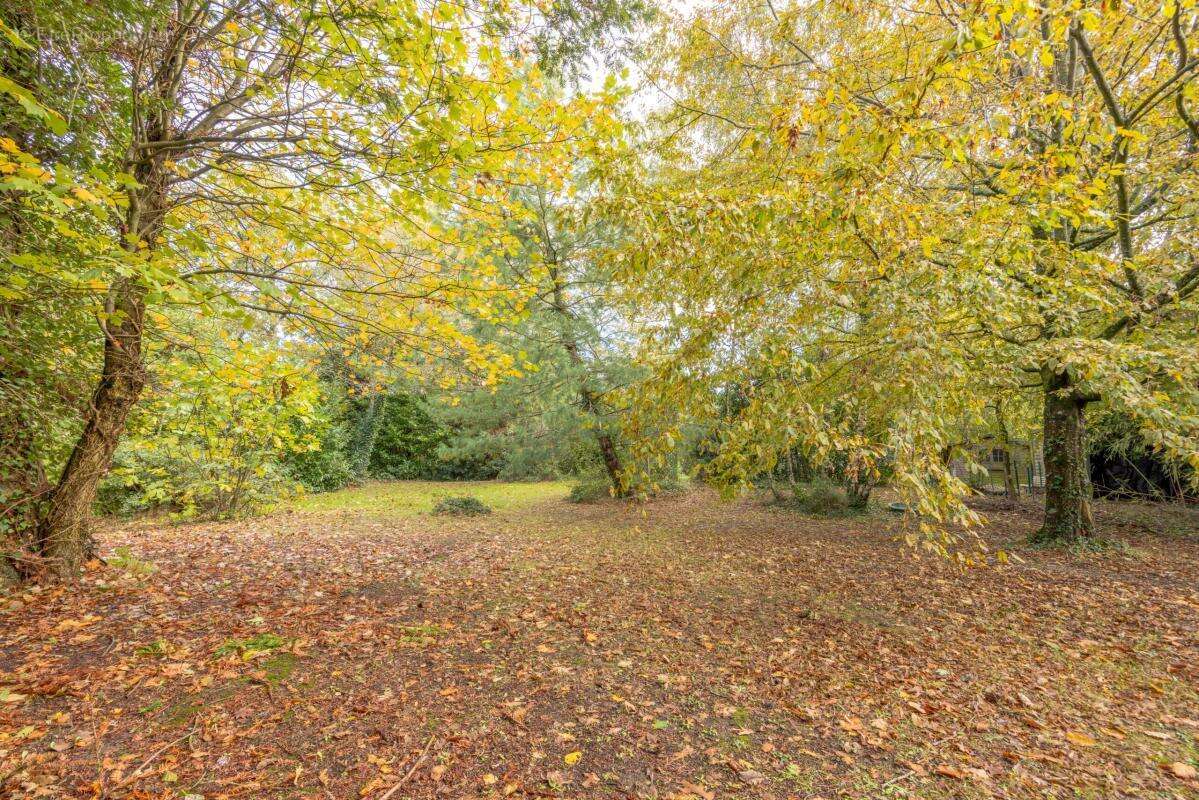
[36,276,147,575]
[34,138,167,576]
[1033,371,1094,544]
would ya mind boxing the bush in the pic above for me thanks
[102,447,301,520]
[98,340,321,520]
[773,479,864,516]
[431,495,492,516]
[368,393,447,479]
[568,477,613,503]
[645,472,686,496]
[285,436,354,492]
[284,384,356,492]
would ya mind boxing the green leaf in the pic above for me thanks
[0,75,67,134]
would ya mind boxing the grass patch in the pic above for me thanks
[398,623,443,644]
[261,652,298,684]
[106,546,157,576]
[214,632,287,658]
[162,699,205,726]
[289,479,570,517]
[769,480,868,517]
[431,495,491,516]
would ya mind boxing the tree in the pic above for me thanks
[611,0,1198,552]
[431,178,638,491]
[1,0,626,577]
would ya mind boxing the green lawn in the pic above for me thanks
[288,478,572,516]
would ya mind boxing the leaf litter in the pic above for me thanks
[1,487,1197,798]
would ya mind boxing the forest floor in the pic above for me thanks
[2,482,1198,800]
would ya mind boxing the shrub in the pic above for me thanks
[368,393,446,478]
[100,339,322,520]
[645,472,686,496]
[106,545,157,576]
[285,437,354,492]
[773,479,865,516]
[431,495,492,516]
[568,477,613,503]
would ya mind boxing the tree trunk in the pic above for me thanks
[1033,371,1094,544]
[766,462,784,502]
[34,138,168,576]
[1002,448,1020,503]
[543,251,627,498]
[594,427,624,496]
[994,405,1020,505]
[36,276,147,576]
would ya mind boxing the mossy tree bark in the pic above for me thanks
[1033,370,1095,544]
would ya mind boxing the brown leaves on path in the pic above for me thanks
[1,487,1197,798]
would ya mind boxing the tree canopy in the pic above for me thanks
[1,0,1197,578]
[609,0,1199,556]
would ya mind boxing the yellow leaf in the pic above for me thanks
[71,186,99,203]
[1065,731,1096,747]
[0,688,27,703]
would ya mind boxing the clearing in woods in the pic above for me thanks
[2,482,1198,799]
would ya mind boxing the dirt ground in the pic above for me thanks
[2,485,1197,799]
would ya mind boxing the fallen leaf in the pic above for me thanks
[1163,762,1197,780]
[669,745,694,762]
[739,769,766,785]
[1065,731,1097,747]
[839,716,864,732]
[0,688,27,704]
[680,782,715,800]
